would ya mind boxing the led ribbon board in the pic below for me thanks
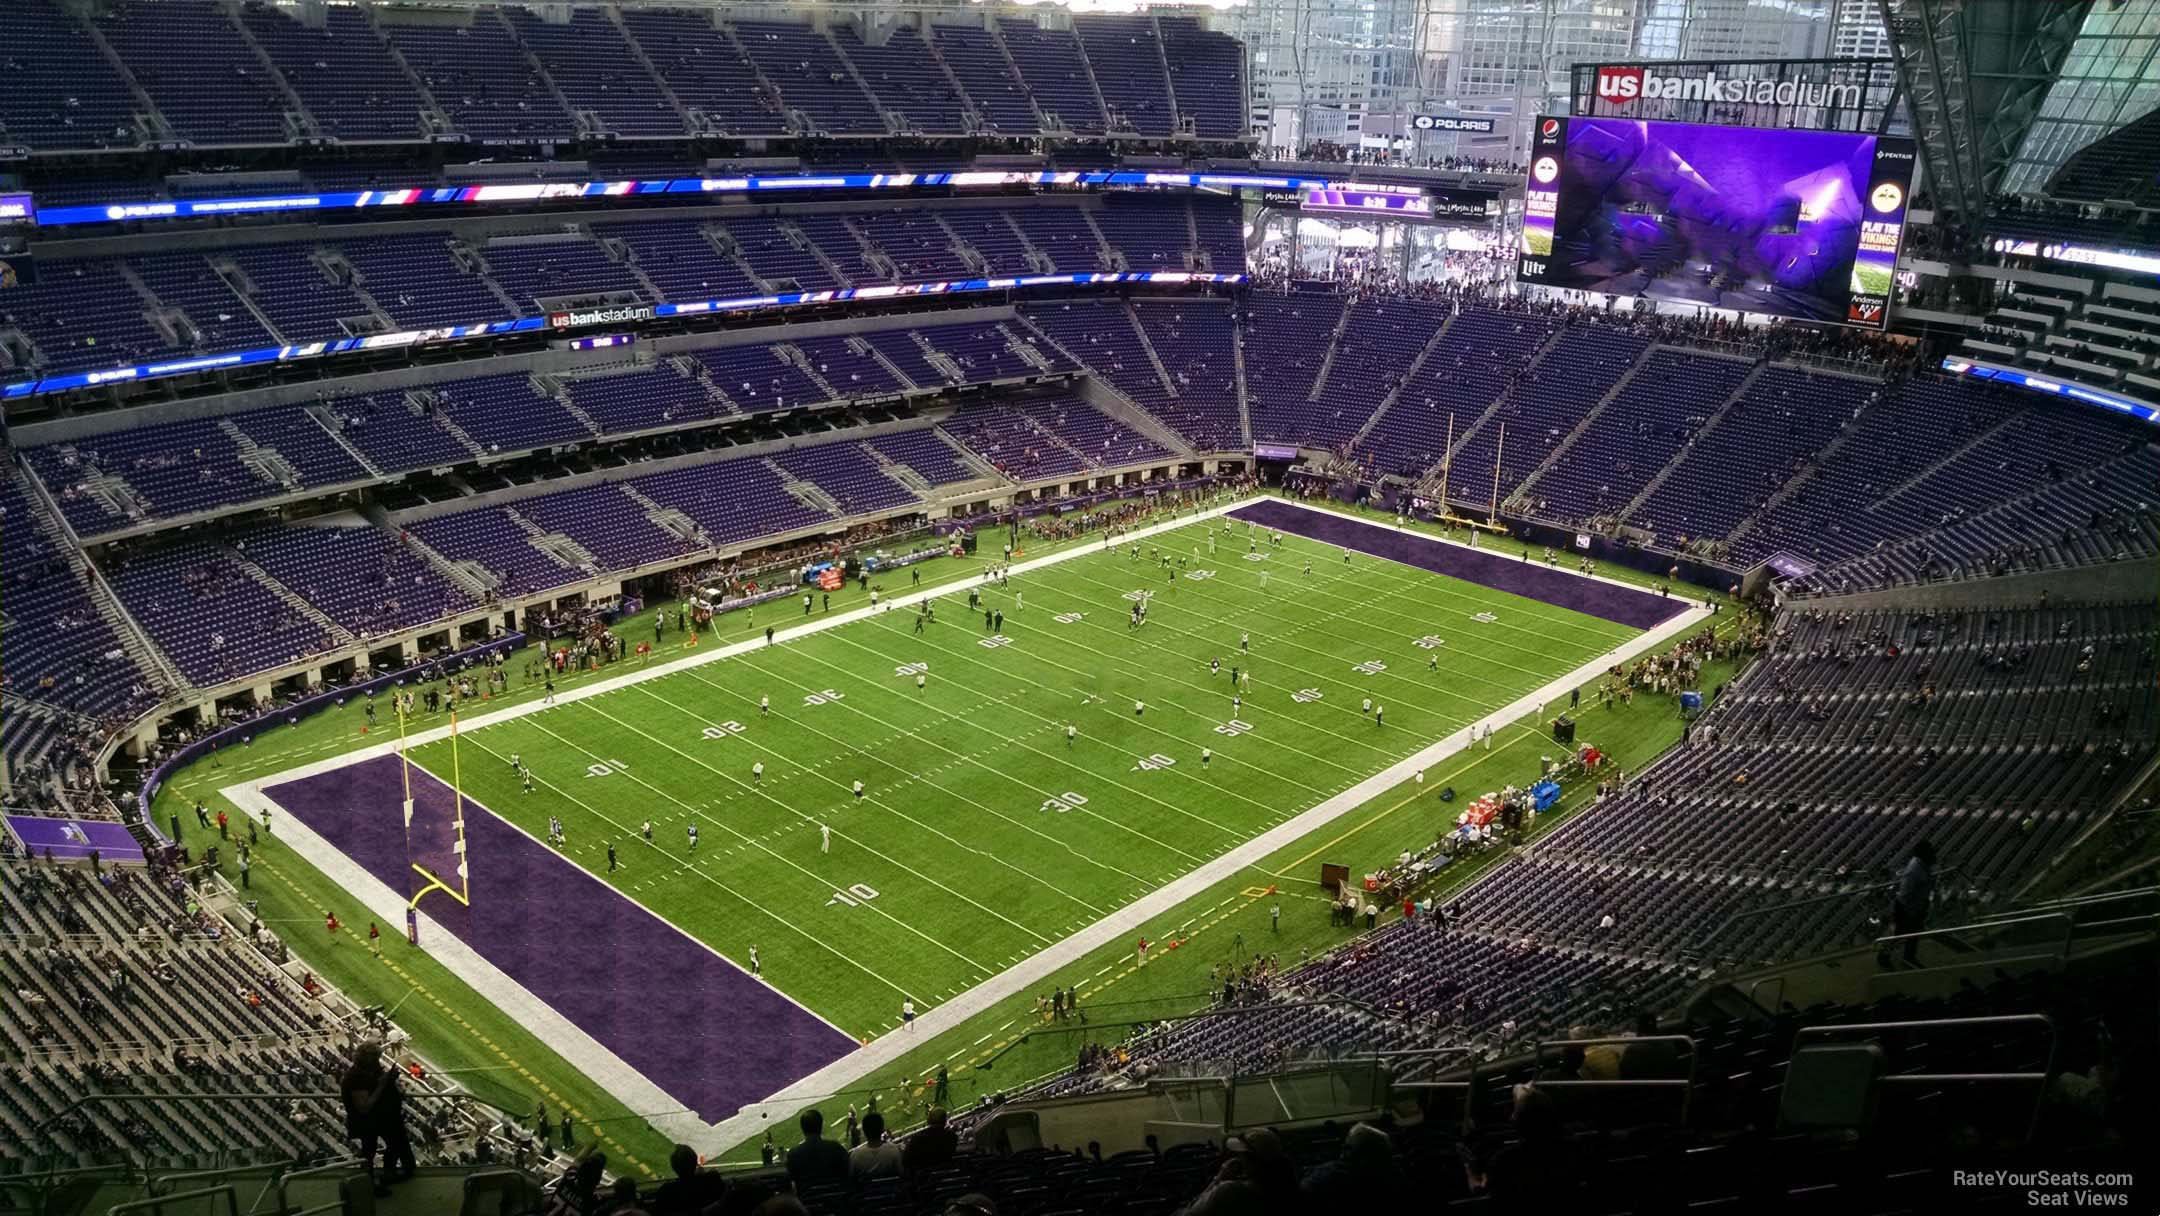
[1,271,1245,400]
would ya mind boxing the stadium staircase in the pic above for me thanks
[1125,303,1182,404]
[1509,341,1661,508]
[1613,359,1767,527]
[1722,367,1886,553]
[765,458,845,517]
[1301,304,1358,407]
[11,467,188,695]
[932,424,1014,483]
[363,505,500,601]
[1231,309,1254,447]
[613,481,706,546]
[214,419,304,493]
[918,30,986,135]
[76,17,172,146]
[226,7,322,140]
[505,507,600,576]
[602,6,696,135]
[851,335,924,394]
[223,540,358,648]
[1078,209,1122,272]
[1351,309,1462,451]
[776,343,841,402]
[405,389,489,462]
[862,440,937,497]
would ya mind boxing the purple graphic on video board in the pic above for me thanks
[1517,116,1914,329]
[6,816,146,864]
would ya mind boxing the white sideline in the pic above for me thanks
[230,493,1710,1156]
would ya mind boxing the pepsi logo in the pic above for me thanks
[1540,118,1560,138]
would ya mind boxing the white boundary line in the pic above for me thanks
[228,493,1709,1156]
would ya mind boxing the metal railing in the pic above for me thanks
[1395,1034,1701,1127]
[1792,1013,2057,1143]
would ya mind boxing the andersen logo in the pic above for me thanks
[1595,66,1861,109]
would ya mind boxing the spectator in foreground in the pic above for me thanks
[341,1039,414,1197]
[848,1111,903,1179]
[902,1107,958,1174]
[1887,839,1938,966]
[545,1153,607,1216]
[650,1143,725,1214]
[786,1108,848,1188]
[1300,1122,1403,1205]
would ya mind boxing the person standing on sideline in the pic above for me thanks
[749,945,761,977]
[368,922,381,957]
[1067,722,1077,748]
[606,841,618,873]
[901,999,916,1029]
[237,852,251,890]
[821,823,832,854]
[1271,903,1281,933]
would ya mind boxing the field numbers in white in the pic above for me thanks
[700,721,747,741]
[584,758,630,778]
[1292,688,1324,703]
[979,634,1013,649]
[1471,611,1499,624]
[802,688,846,706]
[1352,659,1388,676]
[1214,719,1255,737]
[1053,612,1085,624]
[1132,753,1178,772]
[1185,569,1216,581]
[1413,635,1446,650]
[894,662,929,678]
[826,883,881,908]
[1039,791,1090,814]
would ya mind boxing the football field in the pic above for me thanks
[247,497,1690,1134]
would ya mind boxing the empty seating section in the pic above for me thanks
[1448,327,1647,505]
[107,541,334,683]
[3,260,171,374]
[779,214,883,286]
[1158,16,1245,139]
[633,456,831,547]
[1530,351,1752,523]
[1132,301,1244,450]
[939,398,1089,482]
[791,336,907,398]
[0,2,142,151]
[931,26,1038,135]
[1023,301,1171,417]
[1093,195,1188,271]
[694,345,828,414]
[997,19,1106,135]
[1369,307,1558,481]
[232,523,473,639]
[612,220,760,303]
[239,5,429,143]
[856,211,972,280]
[1241,295,1344,448]
[515,483,700,571]
[1010,207,1109,273]
[726,215,843,291]
[127,253,276,354]
[434,374,590,451]
[1632,368,1864,543]
[835,26,966,135]
[1076,16,1176,136]
[946,210,1038,275]
[480,236,645,313]
[0,474,150,721]
[26,407,365,537]
[504,9,680,139]
[381,13,576,144]
[1190,197,1246,273]
[775,444,918,516]
[733,21,884,136]
[615,10,788,137]
[320,389,476,473]
[226,246,375,344]
[337,234,505,329]
[408,506,583,598]
[1306,297,1452,457]
[867,429,975,486]
[563,367,726,435]
[95,1,291,146]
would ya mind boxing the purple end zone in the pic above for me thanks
[266,755,854,1122]
[1232,500,1690,631]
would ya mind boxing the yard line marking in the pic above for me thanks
[507,714,1002,976]
[656,672,1151,892]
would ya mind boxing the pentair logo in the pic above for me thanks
[1869,182,1904,214]
[1595,66,1644,101]
[1532,156,1560,185]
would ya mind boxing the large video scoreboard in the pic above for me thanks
[1517,115,1916,329]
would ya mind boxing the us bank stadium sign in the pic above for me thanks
[1571,58,1896,134]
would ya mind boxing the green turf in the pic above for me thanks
[148,494,1741,1173]
[406,514,1641,1037]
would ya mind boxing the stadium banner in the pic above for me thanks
[5,815,147,865]
[30,170,1346,229]
[3,269,1244,401]
[1516,115,1916,330]
[1939,357,2160,426]
[0,193,33,223]
[1986,237,2160,278]
[1254,443,1300,460]
[1571,58,1896,134]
